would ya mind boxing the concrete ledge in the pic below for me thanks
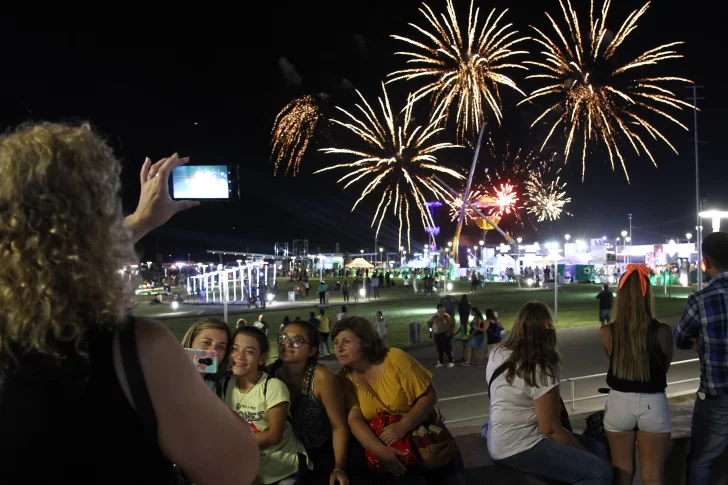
[455,402,728,485]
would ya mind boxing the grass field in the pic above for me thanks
[144,280,693,359]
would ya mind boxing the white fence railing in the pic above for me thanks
[562,358,700,411]
[440,358,700,425]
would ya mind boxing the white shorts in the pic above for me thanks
[604,390,671,434]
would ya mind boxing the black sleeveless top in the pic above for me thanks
[0,319,175,485]
[606,320,667,394]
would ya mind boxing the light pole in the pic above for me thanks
[621,230,628,270]
[379,247,384,268]
[628,214,633,264]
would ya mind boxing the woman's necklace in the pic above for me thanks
[236,372,262,396]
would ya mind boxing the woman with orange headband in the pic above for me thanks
[598,264,674,485]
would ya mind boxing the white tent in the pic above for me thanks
[346,257,374,269]
[483,254,516,267]
[534,252,563,265]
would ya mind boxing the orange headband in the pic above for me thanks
[618,264,650,296]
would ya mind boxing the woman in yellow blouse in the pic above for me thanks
[332,316,465,485]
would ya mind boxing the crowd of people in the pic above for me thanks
[2,123,728,485]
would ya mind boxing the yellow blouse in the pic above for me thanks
[338,348,434,421]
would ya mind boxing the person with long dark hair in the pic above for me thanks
[462,307,485,367]
[269,321,350,485]
[486,302,610,484]
[599,265,673,485]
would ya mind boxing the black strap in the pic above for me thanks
[487,363,508,398]
[119,316,158,443]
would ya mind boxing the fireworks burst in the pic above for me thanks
[270,95,322,176]
[447,188,484,223]
[523,0,692,181]
[491,183,519,217]
[316,84,463,250]
[525,165,571,222]
[389,0,529,140]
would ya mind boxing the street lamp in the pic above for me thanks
[686,233,693,241]
[564,234,571,242]
[620,230,628,267]
[479,240,485,246]
[699,209,728,233]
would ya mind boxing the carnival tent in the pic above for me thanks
[346,257,374,269]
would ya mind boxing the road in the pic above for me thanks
[320,317,700,430]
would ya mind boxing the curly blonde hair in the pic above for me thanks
[0,123,136,370]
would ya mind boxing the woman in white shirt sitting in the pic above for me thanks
[485,302,611,485]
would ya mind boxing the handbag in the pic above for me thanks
[353,373,455,472]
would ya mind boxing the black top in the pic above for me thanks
[597,290,614,310]
[606,320,667,394]
[0,318,176,485]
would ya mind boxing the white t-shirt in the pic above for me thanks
[486,347,559,460]
[337,312,347,322]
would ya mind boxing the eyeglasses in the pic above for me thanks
[277,335,310,349]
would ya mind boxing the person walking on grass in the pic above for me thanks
[404,275,410,294]
[372,273,380,299]
[428,303,455,368]
[674,232,728,485]
[596,283,614,325]
[365,278,373,301]
[352,280,360,304]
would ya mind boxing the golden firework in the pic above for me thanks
[270,95,321,176]
[389,0,529,140]
[525,166,571,222]
[316,83,463,250]
[523,0,692,181]
[447,188,484,223]
[491,183,519,218]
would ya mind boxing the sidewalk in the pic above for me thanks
[454,400,728,485]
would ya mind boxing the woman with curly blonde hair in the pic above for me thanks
[0,123,258,485]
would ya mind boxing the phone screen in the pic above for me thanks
[185,348,219,374]
[172,165,231,199]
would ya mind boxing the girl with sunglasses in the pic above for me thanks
[269,321,351,485]
[224,327,311,485]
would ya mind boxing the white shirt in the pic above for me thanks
[486,347,558,460]
[337,312,347,322]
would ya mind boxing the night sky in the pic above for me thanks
[1,1,726,262]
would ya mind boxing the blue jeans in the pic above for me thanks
[688,393,728,484]
[496,434,611,485]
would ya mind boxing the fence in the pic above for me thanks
[563,357,700,412]
[440,358,700,425]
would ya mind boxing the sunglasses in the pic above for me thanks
[277,335,310,349]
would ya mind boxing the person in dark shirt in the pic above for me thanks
[596,283,614,325]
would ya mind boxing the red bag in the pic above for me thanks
[364,410,417,474]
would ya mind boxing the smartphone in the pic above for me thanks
[185,348,218,374]
[171,165,240,200]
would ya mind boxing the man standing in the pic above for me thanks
[372,273,380,299]
[428,303,455,368]
[318,309,331,355]
[674,232,728,484]
[596,283,614,325]
[317,280,328,305]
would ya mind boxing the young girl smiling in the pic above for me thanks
[224,327,310,485]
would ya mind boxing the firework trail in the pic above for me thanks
[522,0,692,181]
[389,0,529,140]
[447,188,485,223]
[316,83,463,250]
[270,95,322,176]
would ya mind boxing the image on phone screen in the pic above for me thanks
[172,165,230,199]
